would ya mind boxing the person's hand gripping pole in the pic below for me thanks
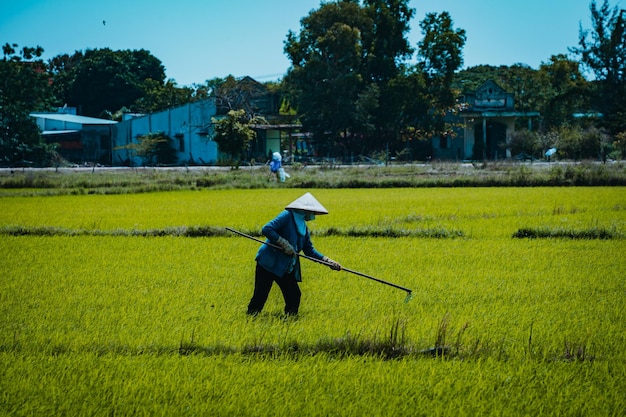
[276,237,296,256]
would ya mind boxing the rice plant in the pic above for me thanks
[1,187,625,416]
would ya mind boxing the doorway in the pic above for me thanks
[474,121,507,160]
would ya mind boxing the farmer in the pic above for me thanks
[247,192,342,316]
[268,151,283,182]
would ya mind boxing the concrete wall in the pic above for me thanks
[111,99,218,166]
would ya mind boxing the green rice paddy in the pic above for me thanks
[1,187,625,416]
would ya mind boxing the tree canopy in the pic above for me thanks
[211,109,267,166]
[0,43,56,166]
[283,0,469,159]
[571,0,626,134]
[52,48,166,117]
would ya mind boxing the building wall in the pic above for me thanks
[266,130,281,159]
[82,125,113,164]
[35,118,82,131]
[111,99,218,166]
[432,135,465,161]
[32,113,115,164]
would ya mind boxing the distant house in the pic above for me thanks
[433,80,540,161]
[217,76,302,163]
[30,111,117,164]
[111,77,300,166]
[217,76,280,117]
[111,99,218,166]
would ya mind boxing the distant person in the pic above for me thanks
[269,151,282,182]
[247,193,341,316]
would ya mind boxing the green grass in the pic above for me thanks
[1,187,625,416]
[2,162,626,196]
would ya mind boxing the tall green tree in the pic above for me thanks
[539,54,591,130]
[363,0,414,82]
[416,11,466,134]
[50,48,166,118]
[211,109,267,167]
[500,64,549,114]
[571,0,626,134]
[284,0,420,157]
[132,79,200,115]
[0,43,56,166]
[361,0,415,152]
[284,0,370,155]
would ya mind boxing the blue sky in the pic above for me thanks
[1,0,600,86]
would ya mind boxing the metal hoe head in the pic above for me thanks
[404,292,414,304]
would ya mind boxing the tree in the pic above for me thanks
[47,52,83,109]
[571,0,626,134]
[508,130,541,158]
[284,0,421,158]
[211,109,267,167]
[613,131,626,159]
[415,11,466,143]
[363,0,414,82]
[284,1,370,156]
[0,43,57,166]
[538,54,591,130]
[114,131,176,166]
[132,79,200,115]
[206,75,274,117]
[361,0,416,154]
[51,48,166,117]
[417,11,466,110]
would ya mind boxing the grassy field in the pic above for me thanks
[1,161,625,196]
[1,187,625,415]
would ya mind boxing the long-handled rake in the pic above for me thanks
[225,227,413,302]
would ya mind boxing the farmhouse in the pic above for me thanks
[31,110,117,164]
[111,99,218,166]
[433,80,540,161]
[110,76,296,166]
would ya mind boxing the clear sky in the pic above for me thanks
[1,0,600,86]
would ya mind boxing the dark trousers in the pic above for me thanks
[247,263,301,315]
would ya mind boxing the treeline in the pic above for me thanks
[1,0,625,167]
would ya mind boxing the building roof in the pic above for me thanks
[250,123,302,130]
[41,130,80,135]
[30,113,117,125]
[461,111,540,118]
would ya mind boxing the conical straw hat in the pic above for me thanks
[285,192,329,214]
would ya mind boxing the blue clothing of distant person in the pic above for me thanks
[247,193,341,316]
[269,158,281,174]
[269,151,283,182]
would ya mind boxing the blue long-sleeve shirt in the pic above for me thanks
[255,210,324,281]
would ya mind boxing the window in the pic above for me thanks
[175,133,184,152]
